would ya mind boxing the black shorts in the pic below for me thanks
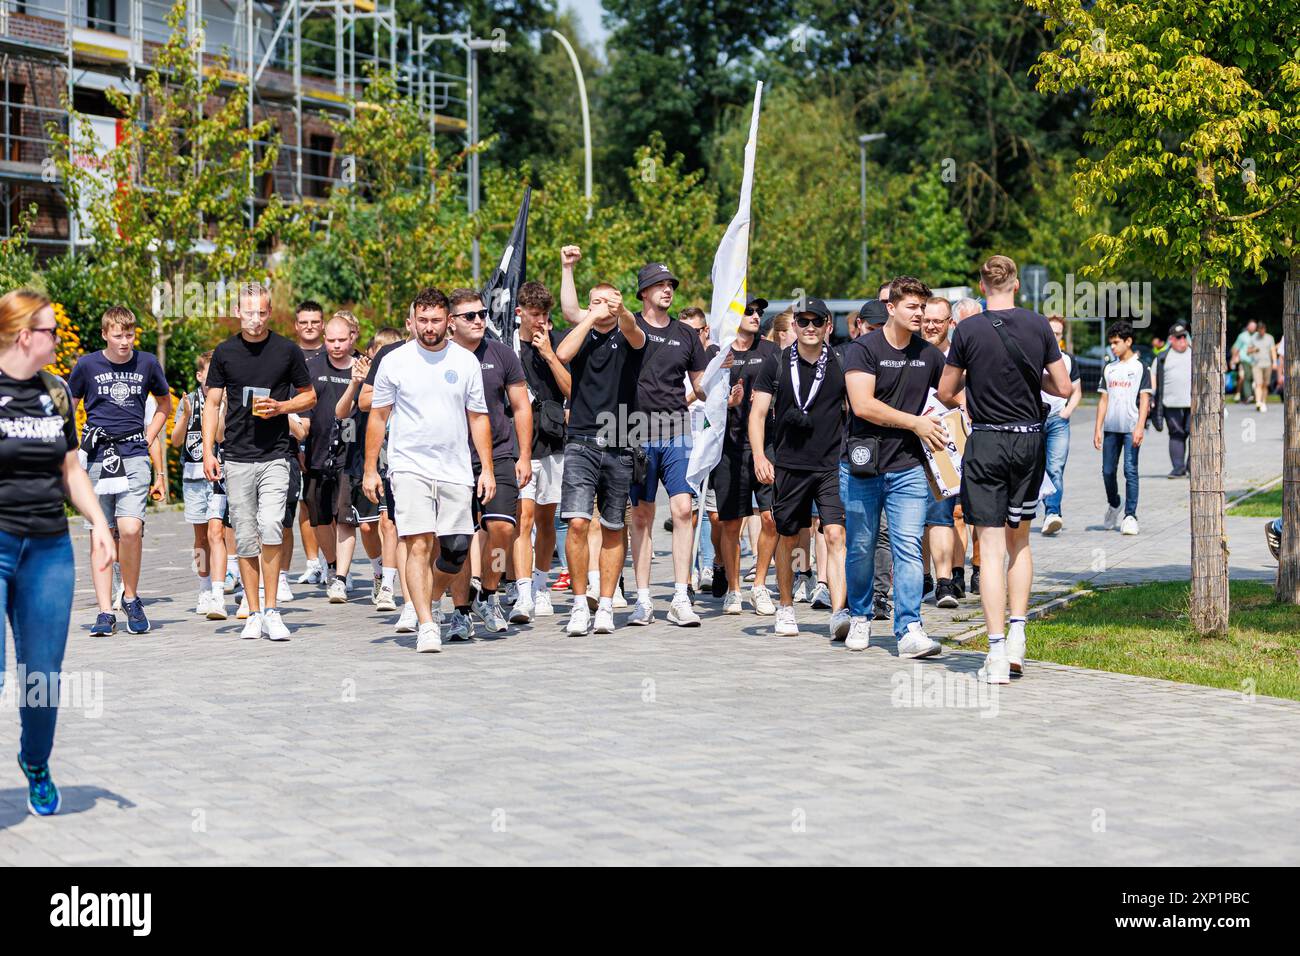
[773,466,844,537]
[960,429,1046,528]
[712,445,774,521]
[472,456,519,529]
[307,469,380,527]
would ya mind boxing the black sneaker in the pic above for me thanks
[710,564,729,598]
[934,579,959,609]
[1265,521,1281,560]
[951,567,966,599]
[872,599,892,621]
[970,567,981,595]
[122,597,150,634]
[922,574,934,600]
[89,612,116,636]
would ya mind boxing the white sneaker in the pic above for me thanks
[566,604,591,636]
[979,647,1011,684]
[809,582,832,609]
[1103,505,1121,530]
[276,575,294,603]
[502,580,518,606]
[375,585,397,612]
[534,589,555,617]
[593,606,615,633]
[236,595,251,620]
[774,605,799,636]
[223,570,240,593]
[751,584,776,616]
[510,594,534,623]
[240,612,263,639]
[1007,629,1027,674]
[793,574,810,604]
[722,592,743,615]
[327,579,348,604]
[612,584,628,609]
[845,617,871,651]
[1121,515,1139,536]
[196,591,212,616]
[394,603,418,633]
[667,598,700,627]
[206,594,228,621]
[262,608,290,641]
[628,601,654,626]
[897,622,941,659]
[1041,513,1063,536]
[371,575,382,605]
[474,597,508,633]
[445,610,474,641]
[416,621,442,653]
[829,608,852,641]
[295,564,323,585]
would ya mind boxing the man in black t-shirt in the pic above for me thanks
[938,255,1072,684]
[204,282,316,641]
[443,288,532,638]
[842,276,949,659]
[556,244,646,636]
[290,300,326,587]
[511,281,570,623]
[711,297,780,617]
[750,297,848,639]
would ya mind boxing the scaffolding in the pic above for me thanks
[0,0,470,254]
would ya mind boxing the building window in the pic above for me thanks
[87,0,118,32]
[5,84,25,164]
[306,133,334,198]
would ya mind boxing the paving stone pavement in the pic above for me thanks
[0,403,1293,865]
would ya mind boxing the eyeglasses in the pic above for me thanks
[29,326,59,341]
[795,315,828,328]
[452,309,489,323]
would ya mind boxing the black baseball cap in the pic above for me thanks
[1168,323,1189,337]
[858,300,889,327]
[794,298,831,322]
[745,295,769,315]
[636,262,679,299]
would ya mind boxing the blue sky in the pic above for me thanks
[561,0,609,53]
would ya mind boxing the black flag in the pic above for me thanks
[482,186,531,348]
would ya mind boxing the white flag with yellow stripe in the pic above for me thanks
[686,80,763,493]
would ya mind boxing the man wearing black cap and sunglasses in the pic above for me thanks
[625,261,711,628]
[710,296,781,616]
[750,297,850,639]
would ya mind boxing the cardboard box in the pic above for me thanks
[919,389,969,501]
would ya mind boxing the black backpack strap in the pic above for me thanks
[988,316,1045,413]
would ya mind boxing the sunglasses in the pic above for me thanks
[745,307,762,317]
[795,315,828,328]
[29,326,59,341]
[452,309,489,323]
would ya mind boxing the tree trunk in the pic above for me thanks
[1279,252,1300,603]
[1189,274,1230,634]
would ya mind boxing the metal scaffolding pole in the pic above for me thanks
[246,0,255,229]
[294,0,302,198]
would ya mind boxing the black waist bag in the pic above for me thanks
[535,399,566,441]
[845,436,880,478]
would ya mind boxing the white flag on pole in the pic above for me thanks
[686,81,763,494]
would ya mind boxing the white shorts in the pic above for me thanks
[389,471,475,538]
[520,451,563,506]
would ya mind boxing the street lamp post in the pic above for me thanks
[858,132,886,284]
[550,30,592,221]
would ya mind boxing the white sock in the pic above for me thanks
[988,632,1006,653]
[517,578,532,602]
[673,583,689,603]
[279,571,289,585]
[211,581,223,599]
[382,567,397,589]
[588,570,600,592]
[637,588,652,606]
[317,550,329,567]
[226,557,238,576]
[198,575,211,590]
[598,596,613,612]
[370,557,382,577]
[532,569,548,592]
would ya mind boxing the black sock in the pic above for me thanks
[455,604,471,615]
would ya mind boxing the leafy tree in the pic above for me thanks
[1028,0,1300,632]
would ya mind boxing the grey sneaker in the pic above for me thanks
[750,585,776,616]
[375,585,397,612]
[474,596,508,633]
[809,582,832,609]
[445,610,474,641]
[667,599,700,627]
[628,601,654,626]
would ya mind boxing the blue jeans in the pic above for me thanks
[0,530,74,766]
[840,463,928,636]
[1043,414,1070,516]
[1102,432,1140,517]
[697,508,715,570]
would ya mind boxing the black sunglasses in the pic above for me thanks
[795,315,828,328]
[452,308,490,323]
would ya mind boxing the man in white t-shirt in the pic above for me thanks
[1152,323,1192,477]
[362,287,493,653]
[1094,320,1152,535]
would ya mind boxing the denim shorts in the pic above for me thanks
[629,441,694,505]
[86,454,151,529]
[183,478,228,524]
[560,439,634,530]
[924,493,956,528]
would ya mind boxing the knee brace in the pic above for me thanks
[435,534,472,575]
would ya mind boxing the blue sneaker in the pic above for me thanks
[90,612,116,636]
[18,757,61,816]
[122,597,150,634]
